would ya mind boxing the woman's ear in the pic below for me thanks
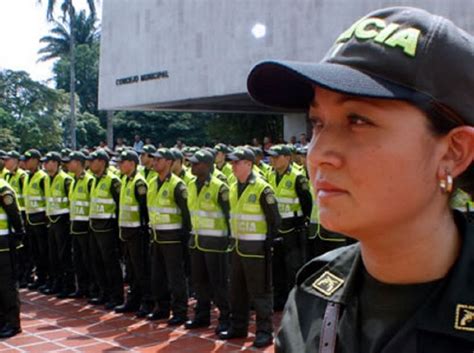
[437,126,474,179]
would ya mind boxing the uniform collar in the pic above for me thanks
[297,243,361,305]
[415,212,474,342]
[297,211,474,342]
[158,172,172,184]
[75,170,86,180]
[196,173,212,186]
[127,169,137,181]
[239,172,257,186]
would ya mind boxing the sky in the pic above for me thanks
[0,0,101,85]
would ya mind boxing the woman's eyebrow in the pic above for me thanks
[310,95,393,109]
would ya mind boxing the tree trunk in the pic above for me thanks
[107,110,114,148]
[69,5,77,149]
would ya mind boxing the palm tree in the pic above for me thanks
[38,0,97,149]
[38,10,98,62]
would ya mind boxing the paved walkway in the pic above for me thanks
[0,289,280,352]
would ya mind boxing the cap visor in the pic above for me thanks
[247,60,424,111]
[151,152,163,159]
[187,156,200,164]
[226,154,240,161]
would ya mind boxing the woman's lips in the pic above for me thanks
[315,180,347,198]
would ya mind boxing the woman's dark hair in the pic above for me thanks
[413,98,474,196]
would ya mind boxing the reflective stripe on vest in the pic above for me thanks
[45,171,72,216]
[70,172,93,222]
[147,174,183,233]
[188,176,228,238]
[229,178,268,242]
[24,170,47,214]
[119,172,145,228]
[269,168,303,219]
[90,170,119,220]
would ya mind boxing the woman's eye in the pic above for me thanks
[348,114,372,126]
[310,117,324,131]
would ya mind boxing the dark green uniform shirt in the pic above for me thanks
[276,211,474,353]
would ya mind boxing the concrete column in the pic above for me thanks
[283,113,307,142]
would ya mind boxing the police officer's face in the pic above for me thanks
[307,86,445,238]
[90,159,105,174]
[44,160,59,174]
[25,158,37,171]
[119,160,134,175]
[270,155,290,171]
[140,153,151,166]
[231,160,252,181]
[4,158,15,171]
[215,151,226,164]
[152,157,170,173]
[68,160,80,173]
[191,162,209,178]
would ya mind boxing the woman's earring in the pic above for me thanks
[439,173,453,193]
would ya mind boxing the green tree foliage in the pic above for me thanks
[76,111,105,147]
[207,113,283,146]
[0,69,74,152]
[38,0,98,149]
[112,111,283,147]
[113,111,212,147]
[38,10,98,62]
[53,42,100,115]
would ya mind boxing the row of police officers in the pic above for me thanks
[0,143,356,346]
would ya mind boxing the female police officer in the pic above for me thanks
[247,6,474,353]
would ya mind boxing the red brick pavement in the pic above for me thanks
[0,289,281,352]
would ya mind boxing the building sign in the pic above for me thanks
[116,70,169,86]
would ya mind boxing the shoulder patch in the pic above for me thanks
[137,184,147,196]
[265,193,276,205]
[300,180,309,191]
[2,194,14,206]
[455,304,474,332]
[220,189,229,202]
[263,187,273,195]
[312,271,345,297]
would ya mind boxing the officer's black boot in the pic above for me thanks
[135,301,153,318]
[0,323,22,339]
[253,331,273,348]
[114,301,139,313]
[185,316,211,329]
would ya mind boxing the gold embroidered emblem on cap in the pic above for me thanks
[312,271,344,297]
[455,304,474,332]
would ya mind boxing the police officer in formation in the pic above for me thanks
[186,149,230,333]
[23,150,50,291]
[2,141,381,347]
[218,146,280,348]
[115,150,152,317]
[0,151,25,338]
[147,148,190,325]
[88,149,124,309]
[267,144,312,310]
[65,152,95,299]
[43,152,74,297]
[3,151,30,287]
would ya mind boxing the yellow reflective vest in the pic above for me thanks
[45,170,72,218]
[229,177,269,258]
[188,176,228,252]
